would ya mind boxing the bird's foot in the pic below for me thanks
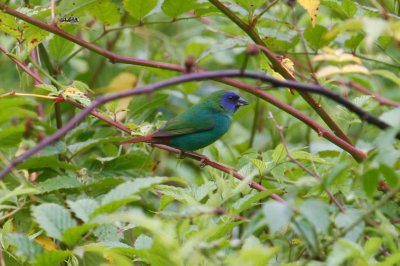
[177,150,186,159]
[199,157,207,168]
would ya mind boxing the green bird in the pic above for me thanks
[120,90,248,151]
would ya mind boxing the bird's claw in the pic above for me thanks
[177,151,186,159]
[199,157,208,168]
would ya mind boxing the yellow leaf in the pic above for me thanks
[35,236,57,251]
[297,0,320,27]
[102,72,137,121]
[313,48,361,64]
[281,57,295,76]
[103,72,137,93]
[62,87,85,97]
[316,65,369,78]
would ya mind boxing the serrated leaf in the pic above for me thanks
[123,0,158,20]
[263,201,293,233]
[6,233,43,262]
[32,203,77,240]
[102,177,165,205]
[38,175,81,193]
[67,198,99,222]
[297,0,320,27]
[162,0,197,17]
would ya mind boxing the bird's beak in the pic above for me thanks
[237,97,248,106]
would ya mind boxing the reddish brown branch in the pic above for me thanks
[208,0,352,144]
[335,80,400,108]
[0,3,355,152]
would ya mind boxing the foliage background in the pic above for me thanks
[0,0,400,265]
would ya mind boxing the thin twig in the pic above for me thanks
[269,112,346,212]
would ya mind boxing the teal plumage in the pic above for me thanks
[120,90,248,151]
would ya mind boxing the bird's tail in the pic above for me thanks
[119,135,153,145]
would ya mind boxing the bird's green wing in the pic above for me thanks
[152,108,215,137]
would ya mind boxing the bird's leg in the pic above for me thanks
[184,151,209,168]
[177,150,186,159]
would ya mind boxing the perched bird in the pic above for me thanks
[120,90,248,151]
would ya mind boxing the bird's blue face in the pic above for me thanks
[220,91,248,112]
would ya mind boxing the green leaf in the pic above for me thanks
[304,24,328,49]
[379,164,398,188]
[87,0,121,25]
[372,69,400,87]
[38,175,81,193]
[91,197,140,217]
[364,237,382,258]
[335,209,364,241]
[0,125,24,147]
[341,0,357,17]
[17,155,78,171]
[0,11,21,38]
[272,144,286,163]
[67,136,122,155]
[128,93,168,123]
[300,200,330,234]
[101,177,165,205]
[263,201,293,233]
[48,35,74,61]
[162,0,197,17]
[234,0,263,12]
[123,0,158,20]
[33,250,71,266]
[32,203,77,240]
[62,224,98,246]
[6,233,43,262]
[362,168,379,198]
[232,190,276,214]
[67,198,99,222]
[34,84,58,94]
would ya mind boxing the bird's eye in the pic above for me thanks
[228,96,233,100]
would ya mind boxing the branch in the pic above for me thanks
[0,3,364,159]
[0,70,372,180]
[335,80,400,108]
[208,0,352,144]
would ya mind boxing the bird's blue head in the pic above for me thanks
[220,90,248,113]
